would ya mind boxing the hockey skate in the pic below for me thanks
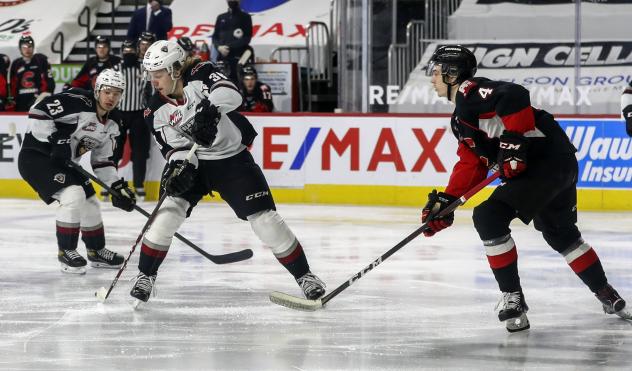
[296,272,326,300]
[496,291,530,332]
[595,284,632,320]
[58,249,87,274]
[135,187,146,202]
[87,247,124,268]
[130,272,156,309]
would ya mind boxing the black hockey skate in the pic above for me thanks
[296,272,326,300]
[87,247,124,268]
[496,291,530,332]
[130,272,156,308]
[595,284,632,320]
[58,249,87,274]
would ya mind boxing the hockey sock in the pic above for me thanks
[561,240,608,293]
[138,239,169,276]
[81,224,105,251]
[57,221,80,251]
[485,235,522,292]
[275,241,310,279]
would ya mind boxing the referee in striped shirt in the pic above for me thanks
[111,32,156,200]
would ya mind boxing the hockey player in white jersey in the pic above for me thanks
[18,69,136,274]
[131,40,325,304]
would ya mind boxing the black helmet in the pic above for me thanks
[121,39,135,54]
[241,64,257,79]
[427,45,477,84]
[94,35,111,48]
[138,31,156,46]
[177,36,194,53]
[19,35,34,47]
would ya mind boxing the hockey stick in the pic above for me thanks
[269,171,501,311]
[1,122,16,143]
[95,145,207,302]
[67,161,253,265]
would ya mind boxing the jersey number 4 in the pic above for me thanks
[478,88,493,99]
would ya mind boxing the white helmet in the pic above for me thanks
[143,40,187,78]
[95,68,125,97]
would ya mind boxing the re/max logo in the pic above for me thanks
[261,126,448,172]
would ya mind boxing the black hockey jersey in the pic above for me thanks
[24,88,122,185]
[445,77,576,197]
[144,61,256,165]
[0,54,9,110]
[9,53,55,111]
[70,55,122,90]
[621,81,632,136]
[238,81,274,112]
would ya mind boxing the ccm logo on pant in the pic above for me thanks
[246,191,269,201]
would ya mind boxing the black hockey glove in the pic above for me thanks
[163,160,197,197]
[189,99,220,147]
[110,178,136,212]
[421,190,457,237]
[48,126,75,167]
[623,106,632,137]
[498,131,529,180]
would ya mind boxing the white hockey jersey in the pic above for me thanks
[25,88,121,185]
[144,61,256,165]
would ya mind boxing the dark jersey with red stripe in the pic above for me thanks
[9,54,55,111]
[445,77,576,197]
[0,54,9,110]
[70,55,121,90]
[238,81,274,113]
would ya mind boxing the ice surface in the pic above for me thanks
[0,199,631,370]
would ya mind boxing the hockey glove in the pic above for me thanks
[49,126,75,167]
[421,190,457,237]
[163,160,197,197]
[189,99,220,147]
[110,178,136,212]
[498,131,529,180]
[623,106,632,137]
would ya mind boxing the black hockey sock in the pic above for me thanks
[56,221,79,251]
[491,260,522,293]
[575,259,608,293]
[276,242,310,279]
[81,224,105,251]
[138,242,168,276]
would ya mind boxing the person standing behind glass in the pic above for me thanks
[212,0,253,83]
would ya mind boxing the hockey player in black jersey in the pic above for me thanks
[621,81,632,137]
[132,40,325,304]
[0,53,9,111]
[18,69,136,274]
[422,45,630,331]
[237,64,274,113]
[9,35,55,112]
[69,36,121,91]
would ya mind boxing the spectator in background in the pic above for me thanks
[621,81,632,137]
[127,0,172,41]
[9,35,55,112]
[212,0,253,83]
[238,64,274,113]
[68,36,121,91]
[0,54,9,111]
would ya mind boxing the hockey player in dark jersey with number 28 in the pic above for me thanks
[18,69,136,274]
[132,40,325,305]
[422,45,631,332]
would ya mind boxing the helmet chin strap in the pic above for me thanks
[168,71,180,96]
